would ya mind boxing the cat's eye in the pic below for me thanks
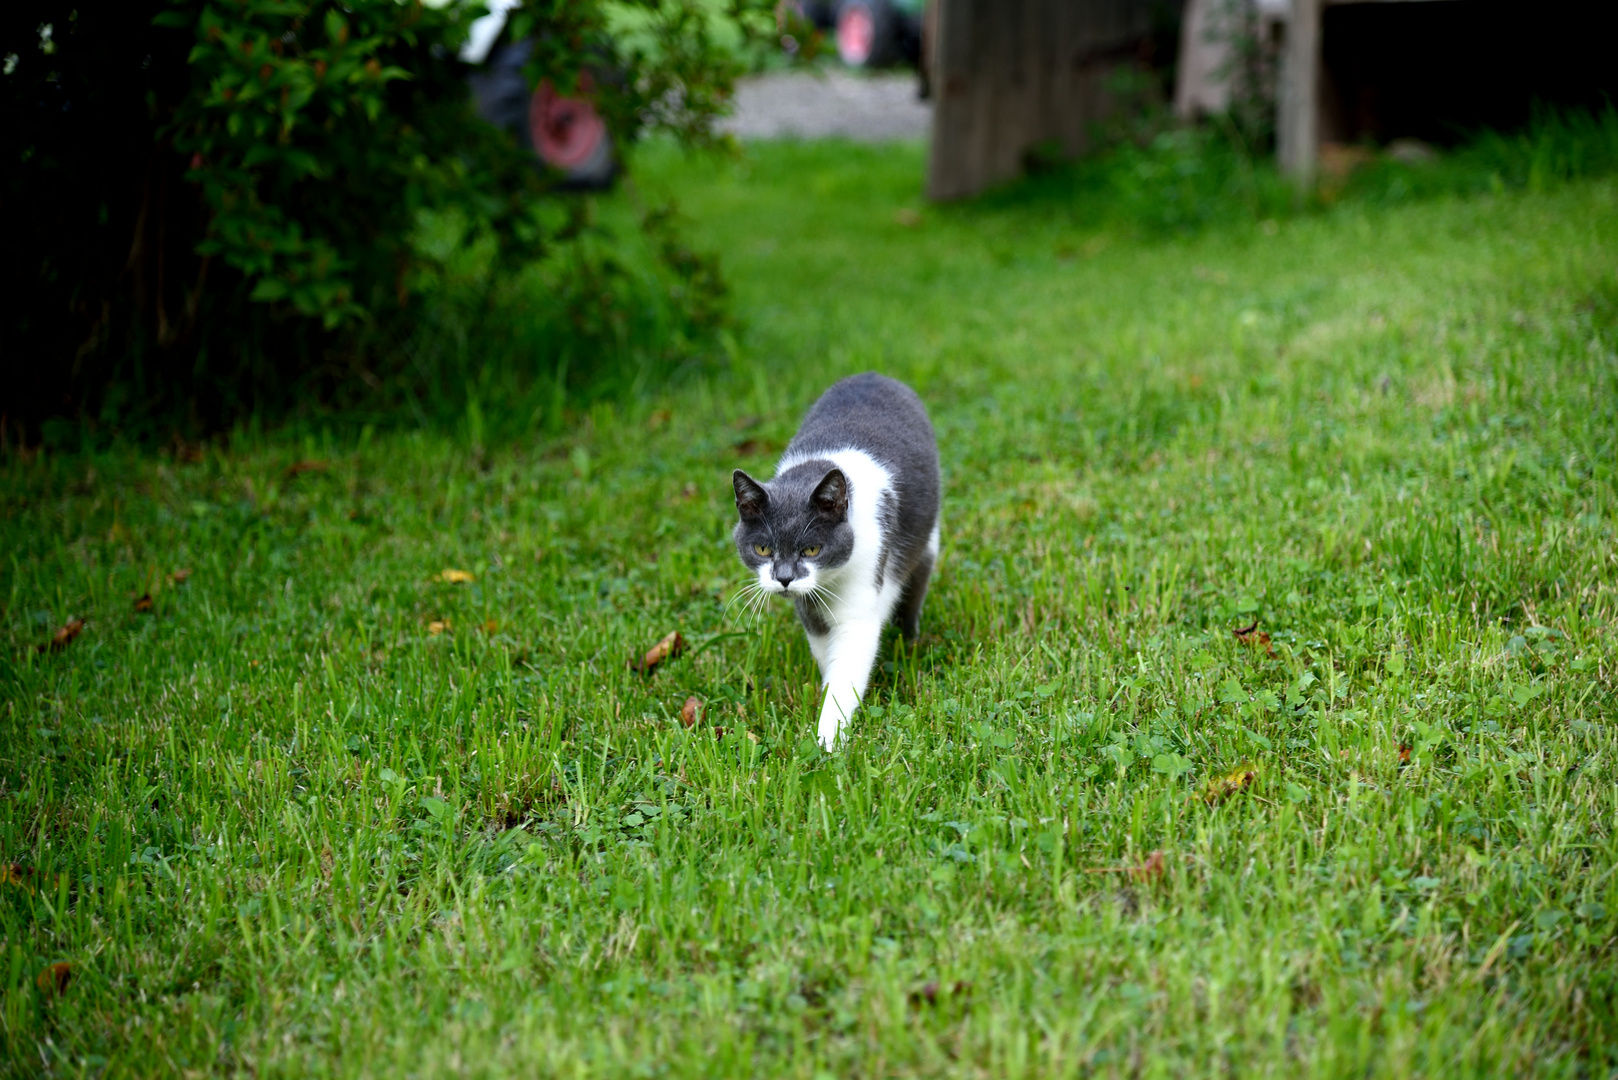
[801,545,821,557]
[753,544,772,557]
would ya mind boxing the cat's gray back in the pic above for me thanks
[781,372,939,563]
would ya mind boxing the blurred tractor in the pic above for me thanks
[462,0,618,191]
[781,0,926,71]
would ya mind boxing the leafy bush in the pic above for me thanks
[1,0,766,443]
[369,194,734,442]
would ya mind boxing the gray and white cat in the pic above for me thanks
[732,372,941,750]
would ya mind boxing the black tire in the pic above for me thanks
[835,0,899,68]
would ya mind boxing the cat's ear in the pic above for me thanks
[733,470,768,520]
[810,468,848,521]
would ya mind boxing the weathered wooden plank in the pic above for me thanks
[1277,0,1320,181]
[927,0,1160,201]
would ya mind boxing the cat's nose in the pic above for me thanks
[773,566,795,589]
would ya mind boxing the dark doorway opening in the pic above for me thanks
[1321,0,1618,146]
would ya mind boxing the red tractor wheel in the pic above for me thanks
[529,73,615,188]
[835,0,896,67]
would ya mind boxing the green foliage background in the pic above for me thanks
[1,0,765,442]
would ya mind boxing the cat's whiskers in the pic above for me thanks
[809,577,850,609]
[812,578,849,606]
[806,583,842,626]
[743,587,768,624]
[811,592,838,626]
[742,581,778,625]
[724,582,761,616]
[726,580,772,626]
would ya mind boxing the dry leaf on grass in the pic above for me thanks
[169,567,193,584]
[285,460,328,477]
[428,620,450,635]
[1233,620,1277,658]
[680,697,703,728]
[439,568,475,584]
[909,980,970,1006]
[1197,766,1256,805]
[1085,849,1168,883]
[36,962,72,995]
[133,593,154,614]
[39,618,84,653]
[710,726,758,742]
[1,864,34,894]
[632,631,684,674]
[482,619,499,634]
[1398,743,1412,765]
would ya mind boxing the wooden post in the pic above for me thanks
[926,0,1158,202]
[1277,0,1320,183]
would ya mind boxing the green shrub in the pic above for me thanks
[0,0,767,443]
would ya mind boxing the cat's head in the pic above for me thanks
[732,463,853,595]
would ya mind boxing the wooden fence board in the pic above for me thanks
[927,0,1162,201]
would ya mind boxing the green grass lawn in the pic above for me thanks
[4,138,1617,1077]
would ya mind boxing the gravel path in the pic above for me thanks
[718,70,932,142]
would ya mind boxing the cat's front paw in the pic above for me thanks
[817,694,854,752]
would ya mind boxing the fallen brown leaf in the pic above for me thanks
[1132,850,1167,881]
[1398,743,1412,765]
[39,618,85,653]
[909,980,970,1007]
[1197,766,1256,806]
[1,864,34,894]
[36,962,72,995]
[1319,141,1376,181]
[680,696,703,728]
[169,567,193,584]
[1233,621,1277,658]
[285,459,328,477]
[1085,849,1168,883]
[482,619,499,634]
[710,725,758,742]
[428,620,449,635]
[439,568,475,584]
[133,593,154,614]
[632,631,684,674]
